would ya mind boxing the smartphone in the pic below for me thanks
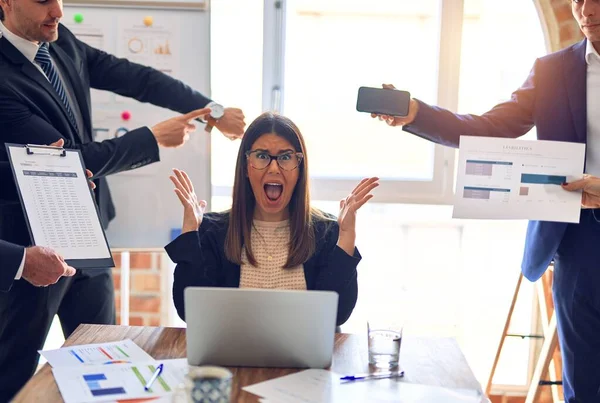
[356,86,411,117]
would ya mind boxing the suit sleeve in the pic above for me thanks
[164,221,222,322]
[404,59,538,147]
[0,240,25,292]
[0,84,159,178]
[313,221,361,326]
[83,42,212,112]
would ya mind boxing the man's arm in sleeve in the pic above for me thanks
[0,240,25,292]
[403,59,539,148]
[0,85,159,178]
[84,42,212,113]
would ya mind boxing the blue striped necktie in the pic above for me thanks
[34,43,78,131]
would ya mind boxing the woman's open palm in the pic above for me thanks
[338,177,379,234]
[170,168,206,233]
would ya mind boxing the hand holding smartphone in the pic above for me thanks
[356,86,411,117]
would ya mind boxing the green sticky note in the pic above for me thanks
[74,13,84,23]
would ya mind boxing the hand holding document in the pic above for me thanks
[453,137,585,223]
[6,144,113,268]
[562,174,600,208]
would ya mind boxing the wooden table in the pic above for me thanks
[14,324,482,402]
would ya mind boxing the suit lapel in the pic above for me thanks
[51,44,90,142]
[563,39,587,144]
[0,37,77,142]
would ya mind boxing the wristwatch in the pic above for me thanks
[205,102,225,133]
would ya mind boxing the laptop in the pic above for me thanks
[184,287,339,368]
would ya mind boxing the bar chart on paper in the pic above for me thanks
[40,339,154,367]
[52,359,188,403]
[454,137,585,223]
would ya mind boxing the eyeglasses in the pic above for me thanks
[245,150,304,171]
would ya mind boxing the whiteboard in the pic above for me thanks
[63,1,211,248]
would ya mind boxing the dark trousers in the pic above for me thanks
[0,269,115,402]
[554,209,600,402]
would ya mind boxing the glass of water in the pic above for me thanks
[367,319,403,369]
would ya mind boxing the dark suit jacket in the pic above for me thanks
[165,212,362,326]
[404,39,588,281]
[0,240,23,292]
[0,161,22,291]
[0,23,212,247]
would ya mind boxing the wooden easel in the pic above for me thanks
[486,265,563,403]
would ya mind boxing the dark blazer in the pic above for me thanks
[0,24,212,246]
[0,240,23,292]
[165,212,361,326]
[0,162,22,291]
[404,40,588,282]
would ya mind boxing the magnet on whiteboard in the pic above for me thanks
[143,16,153,27]
[121,111,132,121]
[74,13,84,23]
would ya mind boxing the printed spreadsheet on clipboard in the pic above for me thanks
[6,143,114,269]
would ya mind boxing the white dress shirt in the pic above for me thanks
[15,250,26,280]
[585,40,600,175]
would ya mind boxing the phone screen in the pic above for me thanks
[356,87,410,117]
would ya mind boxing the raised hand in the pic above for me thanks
[370,84,419,127]
[170,168,207,233]
[152,107,212,148]
[337,177,379,255]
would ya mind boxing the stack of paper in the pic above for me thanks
[40,340,188,403]
[244,369,485,403]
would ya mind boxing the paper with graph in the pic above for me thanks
[52,358,188,403]
[454,136,585,223]
[40,339,154,367]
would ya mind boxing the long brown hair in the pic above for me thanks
[225,112,326,267]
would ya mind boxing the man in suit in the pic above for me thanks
[0,0,246,399]
[373,1,599,401]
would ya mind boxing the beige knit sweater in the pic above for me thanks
[239,219,307,290]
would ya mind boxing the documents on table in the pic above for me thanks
[52,358,188,403]
[453,137,585,223]
[245,369,483,403]
[5,144,113,268]
[40,339,154,367]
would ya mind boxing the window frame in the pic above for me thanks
[261,0,464,204]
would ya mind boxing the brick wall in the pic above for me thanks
[537,0,584,51]
[112,251,168,327]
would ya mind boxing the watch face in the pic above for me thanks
[210,104,225,119]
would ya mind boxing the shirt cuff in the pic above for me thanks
[15,248,26,280]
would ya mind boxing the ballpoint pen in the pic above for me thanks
[144,363,164,391]
[340,370,405,382]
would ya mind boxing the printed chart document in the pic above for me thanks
[245,369,483,403]
[52,358,188,403]
[454,137,585,223]
[40,339,154,367]
[6,144,113,268]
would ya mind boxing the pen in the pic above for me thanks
[340,370,404,382]
[144,363,164,391]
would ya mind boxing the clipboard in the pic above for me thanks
[5,143,114,269]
